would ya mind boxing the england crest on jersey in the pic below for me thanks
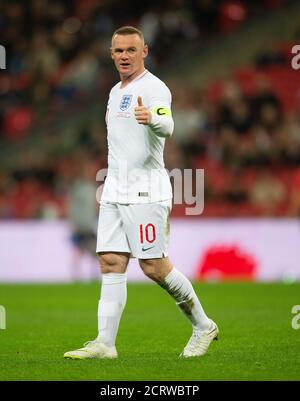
[120,94,132,111]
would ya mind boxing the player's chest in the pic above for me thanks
[108,92,137,121]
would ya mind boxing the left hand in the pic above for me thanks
[134,96,152,125]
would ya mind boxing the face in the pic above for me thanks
[111,33,148,79]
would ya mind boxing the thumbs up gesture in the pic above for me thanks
[134,96,152,125]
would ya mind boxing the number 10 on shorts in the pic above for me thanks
[139,224,156,244]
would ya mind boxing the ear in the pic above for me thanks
[110,47,114,60]
[143,45,148,59]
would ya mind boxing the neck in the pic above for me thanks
[120,67,146,87]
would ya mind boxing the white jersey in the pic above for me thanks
[101,70,174,204]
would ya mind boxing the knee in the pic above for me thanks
[98,252,128,274]
[139,259,171,283]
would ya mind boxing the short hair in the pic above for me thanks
[112,26,144,43]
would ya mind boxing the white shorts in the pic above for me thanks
[96,200,172,259]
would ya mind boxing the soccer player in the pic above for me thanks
[64,26,218,360]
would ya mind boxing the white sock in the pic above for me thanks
[159,268,211,332]
[97,272,127,347]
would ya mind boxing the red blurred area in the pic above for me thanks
[218,1,248,33]
[3,107,34,139]
[197,244,257,281]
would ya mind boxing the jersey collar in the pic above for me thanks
[119,69,148,89]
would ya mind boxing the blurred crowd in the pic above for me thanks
[168,66,300,217]
[0,0,291,131]
[0,0,299,220]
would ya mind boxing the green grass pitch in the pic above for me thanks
[0,282,300,381]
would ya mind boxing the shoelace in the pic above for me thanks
[83,339,98,348]
[185,329,215,354]
[185,331,203,352]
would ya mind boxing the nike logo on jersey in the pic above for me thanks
[142,246,155,252]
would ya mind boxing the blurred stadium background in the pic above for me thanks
[1,0,300,283]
